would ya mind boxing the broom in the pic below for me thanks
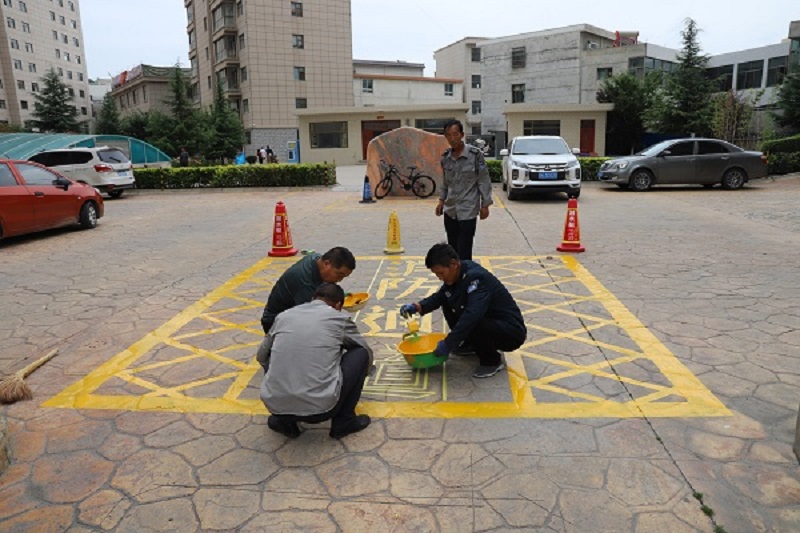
[0,349,59,404]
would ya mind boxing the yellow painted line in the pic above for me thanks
[45,255,730,419]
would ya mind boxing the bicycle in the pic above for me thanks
[375,160,436,199]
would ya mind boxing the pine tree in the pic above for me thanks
[649,19,716,136]
[163,65,205,156]
[31,68,80,133]
[95,93,120,134]
[773,72,800,133]
[205,79,245,163]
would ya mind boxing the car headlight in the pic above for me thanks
[612,161,629,170]
[567,159,581,169]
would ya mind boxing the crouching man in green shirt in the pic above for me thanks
[259,283,373,439]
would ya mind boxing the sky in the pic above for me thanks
[80,0,798,79]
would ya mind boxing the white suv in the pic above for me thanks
[500,136,581,200]
[28,146,135,198]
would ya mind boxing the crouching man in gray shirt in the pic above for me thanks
[259,282,373,439]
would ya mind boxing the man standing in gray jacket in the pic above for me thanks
[259,283,373,439]
[436,119,493,261]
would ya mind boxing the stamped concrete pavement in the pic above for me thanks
[0,170,798,532]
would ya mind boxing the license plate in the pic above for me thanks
[596,171,604,178]
[117,170,129,176]
[539,171,558,180]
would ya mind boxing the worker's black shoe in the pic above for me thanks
[268,415,301,439]
[330,415,371,439]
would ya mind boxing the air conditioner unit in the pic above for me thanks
[586,41,600,50]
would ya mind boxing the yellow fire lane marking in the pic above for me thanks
[44,255,730,419]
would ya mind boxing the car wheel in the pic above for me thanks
[108,190,124,199]
[721,168,746,190]
[502,177,507,191]
[507,185,518,201]
[629,170,653,192]
[79,202,98,229]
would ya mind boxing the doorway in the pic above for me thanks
[580,120,596,155]
[361,120,401,159]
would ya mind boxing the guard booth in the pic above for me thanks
[287,140,300,163]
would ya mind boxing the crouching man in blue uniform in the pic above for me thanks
[400,243,527,378]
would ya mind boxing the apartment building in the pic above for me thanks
[185,0,353,160]
[0,0,90,129]
[434,37,488,137]
[110,64,193,118]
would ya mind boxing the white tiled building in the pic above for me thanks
[0,0,91,130]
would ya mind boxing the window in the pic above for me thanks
[665,141,694,156]
[707,65,734,92]
[207,75,211,88]
[523,120,560,136]
[18,163,61,185]
[0,164,14,187]
[68,88,73,96]
[71,20,77,29]
[64,52,70,61]
[73,37,79,47]
[20,100,28,110]
[68,0,74,11]
[511,47,526,69]
[50,11,56,20]
[57,67,63,75]
[471,75,481,89]
[471,124,481,136]
[62,34,68,44]
[17,80,24,90]
[361,79,373,93]
[736,60,763,89]
[55,48,60,58]
[239,33,245,50]
[32,82,39,92]
[20,21,28,32]
[67,70,73,79]
[78,72,83,81]
[511,83,525,103]
[140,87,144,101]
[293,66,306,81]
[597,67,612,81]
[10,38,19,49]
[81,107,87,115]
[444,83,453,96]
[0,101,5,110]
[237,1,243,16]
[471,47,481,62]
[292,34,304,49]
[697,141,729,155]
[240,66,247,81]
[24,42,33,52]
[7,18,15,29]
[310,122,348,148]
[414,118,453,133]
[291,2,303,17]
[242,98,249,113]
[52,30,58,40]
[766,56,788,87]
[59,15,65,25]
[295,97,307,109]
[19,1,26,12]
[28,63,35,73]
[471,100,481,114]
[13,59,22,70]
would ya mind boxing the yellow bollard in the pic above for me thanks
[383,210,405,254]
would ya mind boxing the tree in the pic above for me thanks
[647,19,716,136]
[163,65,206,156]
[119,111,151,141]
[773,72,800,133]
[205,80,245,163]
[95,93,121,134]
[597,71,662,154]
[711,90,761,144]
[31,68,80,133]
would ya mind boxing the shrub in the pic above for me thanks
[761,134,800,154]
[486,160,502,182]
[245,155,258,164]
[766,152,800,176]
[134,163,336,189]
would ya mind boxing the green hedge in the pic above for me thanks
[761,134,800,155]
[486,157,611,182]
[134,163,336,189]
[767,152,800,176]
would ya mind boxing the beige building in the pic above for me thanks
[0,0,91,129]
[185,0,353,161]
[110,65,193,118]
[434,37,488,137]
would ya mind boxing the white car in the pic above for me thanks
[28,146,136,199]
[500,136,582,200]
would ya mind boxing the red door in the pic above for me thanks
[0,162,37,237]
[580,120,596,155]
[14,163,77,230]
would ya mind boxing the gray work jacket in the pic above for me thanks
[440,144,493,220]
[259,300,373,416]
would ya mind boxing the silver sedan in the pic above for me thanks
[597,138,768,191]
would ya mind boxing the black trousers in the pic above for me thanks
[273,346,369,431]
[463,317,526,366]
[444,214,478,261]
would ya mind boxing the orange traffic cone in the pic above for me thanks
[556,197,585,253]
[268,201,299,257]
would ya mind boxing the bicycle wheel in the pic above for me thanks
[375,177,393,199]
[412,175,436,198]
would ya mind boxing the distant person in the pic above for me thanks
[179,147,189,167]
[436,119,493,261]
[258,146,266,164]
[260,282,373,439]
[267,145,276,163]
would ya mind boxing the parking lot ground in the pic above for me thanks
[1,175,799,532]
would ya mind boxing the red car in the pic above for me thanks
[0,159,104,240]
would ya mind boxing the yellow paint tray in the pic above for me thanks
[343,292,369,312]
